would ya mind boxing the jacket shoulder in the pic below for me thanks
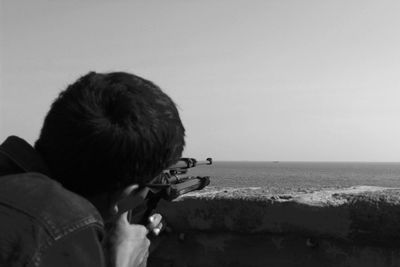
[0,172,104,240]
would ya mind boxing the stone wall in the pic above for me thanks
[149,186,400,267]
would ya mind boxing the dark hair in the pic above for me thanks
[35,72,185,197]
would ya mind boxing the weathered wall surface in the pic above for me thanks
[149,186,400,267]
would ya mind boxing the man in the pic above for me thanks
[0,72,185,266]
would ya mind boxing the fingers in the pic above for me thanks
[147,213,164,236]
[148,214,162,227]
[113,212,163,238]
[109,184,165,238]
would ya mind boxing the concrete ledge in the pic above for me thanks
[150,186,400,267]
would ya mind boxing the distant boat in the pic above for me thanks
[272,161,280,163]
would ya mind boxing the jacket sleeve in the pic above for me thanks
[39,227,106,267]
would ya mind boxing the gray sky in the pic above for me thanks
[1,0,400,161]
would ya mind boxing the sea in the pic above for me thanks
[187,161,400,192]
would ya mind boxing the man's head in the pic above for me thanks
[35,72,185,198]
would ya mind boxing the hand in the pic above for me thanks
[105,185,164,267]
[109,210,150,267]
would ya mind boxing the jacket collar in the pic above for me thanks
[0,136,51,176]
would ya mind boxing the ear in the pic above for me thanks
[110,184,139,216]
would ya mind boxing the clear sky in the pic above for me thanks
[1,0,400,161]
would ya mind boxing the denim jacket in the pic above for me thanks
[0,136,106,267]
